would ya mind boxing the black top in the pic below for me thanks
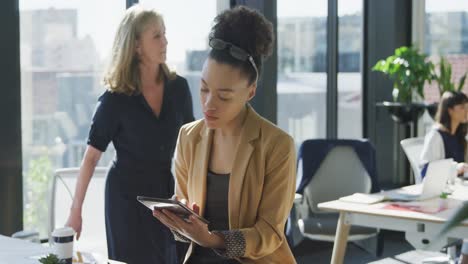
[189,171,239,264]
[204,171,230,231]
[422,129,466,178]
[87,75,194,173]
[438,129,465,163]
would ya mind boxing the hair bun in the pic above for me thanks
[210,6,274,59]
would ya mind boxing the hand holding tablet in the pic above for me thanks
[137,196,209,224]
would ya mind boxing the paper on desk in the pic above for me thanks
[383,199,455,214]
[339,193,386,204]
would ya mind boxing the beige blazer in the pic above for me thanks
[174,105,297,264]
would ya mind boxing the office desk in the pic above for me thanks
[318,183,468,264]
[0,235,124,264]
[0,235,49,264]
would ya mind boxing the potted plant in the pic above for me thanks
[373,46,435,104]
[39,254,67,264]
[373,46,435,124]
[427,57,468,118]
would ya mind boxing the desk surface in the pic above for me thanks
[318,183,468,226]
[0,235,49,264]
[0,235,125,264]
[318,182,468,264]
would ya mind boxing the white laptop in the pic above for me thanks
[386,158,453,201]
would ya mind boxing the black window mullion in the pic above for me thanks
[127,0,138,8]
[327,0,338,139]
[0,0,23,235]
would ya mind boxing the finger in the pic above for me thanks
[180,199,188,206]
[153,210,180,231]
[157,215,179,231]
[192,203,200,215]
[162,209,191,229]
[162,209,187,225]
[76,231,81,240]
[154,209,178,228]
[189,215,208,228]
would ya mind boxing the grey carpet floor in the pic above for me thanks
[292,231,452,264]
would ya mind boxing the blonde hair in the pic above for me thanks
[103,4,176,95]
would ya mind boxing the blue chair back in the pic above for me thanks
[295,139,380,195]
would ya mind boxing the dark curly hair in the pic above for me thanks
[209,6,274,85]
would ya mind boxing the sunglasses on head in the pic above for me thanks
[209,38,259,84]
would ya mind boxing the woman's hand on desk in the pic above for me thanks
[457,162,468,175]
[152,199,224,249]
[65,207,82,240]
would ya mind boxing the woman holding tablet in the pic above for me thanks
[153,6,296,264]
[65,5,193,264]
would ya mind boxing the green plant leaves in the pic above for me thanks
[457,73,467,92]
[372,46,434,103]
[435,57,467,94]
[373,46,467,102]
[38,254,67,264]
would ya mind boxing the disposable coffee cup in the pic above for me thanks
[51,227,75,264]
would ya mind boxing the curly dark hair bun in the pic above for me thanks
[209,6,274,84]
[210,6,274,59]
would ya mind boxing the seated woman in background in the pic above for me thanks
[420,91,468,264]
[420,91,468,178]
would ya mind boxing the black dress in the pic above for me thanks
[87,75,194,264]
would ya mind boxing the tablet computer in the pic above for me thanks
[137,196,209,224]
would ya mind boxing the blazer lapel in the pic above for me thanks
[192,126,213,217]
[228,105,261,229]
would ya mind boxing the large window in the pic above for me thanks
[424,1,468,102]
[139,0,223,119]
[337,0,363,138]
[20,0,224,249]
[277,0,328,147]
[277,0,363,145]
[20,0,125,250]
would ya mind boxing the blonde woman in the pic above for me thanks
[65,5,193,264]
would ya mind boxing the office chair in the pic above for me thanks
[288,139,383,257]
[49,167,108,258]
[400,137,425,184]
